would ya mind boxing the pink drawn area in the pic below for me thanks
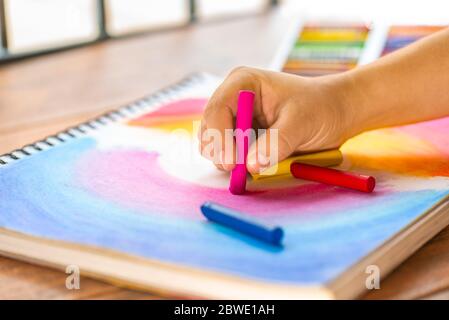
[128,98,207,127]
[147,98,207,117]
[398,117,449,157]
[75,149,384,221]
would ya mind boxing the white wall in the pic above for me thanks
[281,0,449,24]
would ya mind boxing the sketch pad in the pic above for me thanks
[1,73,449,299]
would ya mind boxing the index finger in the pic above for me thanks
[200,68,260,170]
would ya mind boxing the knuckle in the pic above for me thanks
[228,66,258,80]
[202,104,218,119]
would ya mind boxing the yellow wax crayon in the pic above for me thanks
[300,30,368,42]
[251,149,343,180]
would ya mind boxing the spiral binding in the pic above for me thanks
[0,72,212,166]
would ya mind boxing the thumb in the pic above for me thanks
[246,113,297,175]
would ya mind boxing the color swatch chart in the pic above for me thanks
[381,25,445,56]
[282,24,370,76]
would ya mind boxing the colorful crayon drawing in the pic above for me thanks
[1,77,449,286]
[0,26,449,288]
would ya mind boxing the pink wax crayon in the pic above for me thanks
[229,90,255,195]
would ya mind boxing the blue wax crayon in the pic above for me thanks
[200,202,284,246]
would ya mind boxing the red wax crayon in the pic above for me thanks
[290,162,375,193]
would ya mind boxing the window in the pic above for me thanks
[106,0,189,36]
[0,1,7,54]
[4,0,98,54]
[197,0,269,20]
[0,0,278,62]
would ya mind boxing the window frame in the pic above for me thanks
[0,0,277,63]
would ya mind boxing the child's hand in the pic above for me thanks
[200,28,449,173]
[199,67,357,173]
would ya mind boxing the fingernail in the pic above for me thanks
[219,150,233,171]
[257,153,270,168]
[247,153,271,174]
[246,153,258,173]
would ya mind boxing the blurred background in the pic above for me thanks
[1,0,448,63]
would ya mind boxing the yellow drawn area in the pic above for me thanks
[341,128,449,176]
[128,115,201,132]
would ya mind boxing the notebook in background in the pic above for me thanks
[280,24,370,76]
[275,23,447,74]
[381,25,446,56]
[0,25,448,299]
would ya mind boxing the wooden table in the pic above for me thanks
[1,9,448,300]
